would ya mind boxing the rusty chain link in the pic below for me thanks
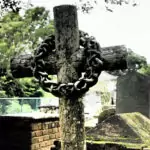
[33,30,103,98]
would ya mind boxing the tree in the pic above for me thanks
[107,48,147,76]
[0,0,22,16]
[0,0,140,16]
[0,90,10,114]
[0,74,24,97]
[0,6,54,98]
[76,0,97,13]
[104,0,139,6]
[138,64,150,76]
[0,6,54,69]
[18,78,43,109]
[77,0,139,13]
[0,7,54,69]
[127,49,147,70]
[0,75,43,112]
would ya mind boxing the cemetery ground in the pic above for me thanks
[85,112,150,150]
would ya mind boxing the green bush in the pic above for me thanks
[21,104,32,113]
[6,100,33,114]
[6,100,21,114]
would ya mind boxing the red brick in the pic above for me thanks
[48,129,53,134]
[58,127,61,132]
[48,122,52,129]
[39,136,44,142]
[31,131,36,137]
[37,123,42,130]
[49,134,55,139]
[43,130,48,135]
[32,137,39,144]
[55,121,60,127]
[52,128,58,133]
[40,141,46,148]
[35,130,43,136]
[45,141,51,146]
[49,140,54,146]
[41,147,50,150]
[42,122,49,129]
[31,123,39,131]
[43,135,49,141]
[40,141,50,148]
[55,132,60,139]
[31,143,40,150]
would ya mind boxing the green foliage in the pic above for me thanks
[0,74,24,97]
[125,49,150,76]
[0,7,54,69]
[21,104,32,113]
[0,6,54,99]
[0,90,7,98]
[0,0,22,17]
[98,108,115,123]
[127,49,147,71]
[19,98,41,110]
[18,78,39,97]
[0,75,43,112]
[5,100,32,114]
[138,64,150,76]
[105,0,139,6]
[77,0,139,13]
[77,0,97,13]
[6,100,21,114]
[18,78,42,109]
[0,0,140,18]
[0,75,43,110]
[107,49,148,76]
[0,98,11,114]
[100,92,111,105]
[0,98,38,115]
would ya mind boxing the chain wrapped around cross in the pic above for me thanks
[33,30,104,98]
[11,5,127,99]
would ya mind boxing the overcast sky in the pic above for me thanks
[22,0,150,63]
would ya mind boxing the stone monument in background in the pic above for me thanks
[116,71,150,118]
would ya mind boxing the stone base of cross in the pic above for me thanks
[10,5,127,150]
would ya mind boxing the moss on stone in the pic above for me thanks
[98,108,116,123]
[120,112,150,145]
[86,112,150,147]
[86,140,146,149]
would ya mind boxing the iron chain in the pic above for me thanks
[33,30,103,98]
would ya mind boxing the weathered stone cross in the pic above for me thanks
[10,5,127,150]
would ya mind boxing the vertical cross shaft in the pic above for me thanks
[54,5,86,150]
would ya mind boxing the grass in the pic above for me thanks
[86,140,147,149]
[121,112,150,145]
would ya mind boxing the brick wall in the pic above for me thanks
[0,115,60,150]
[31,119,60,150]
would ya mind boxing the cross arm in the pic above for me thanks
[10,45,127,78]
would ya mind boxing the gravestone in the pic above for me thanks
[116,71,150,118]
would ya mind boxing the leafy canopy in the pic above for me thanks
[0,6,54,99]
[0,6,54,69]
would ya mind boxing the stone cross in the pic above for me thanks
[10,5,127,150]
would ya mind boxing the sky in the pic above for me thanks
[22,0,150,63]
